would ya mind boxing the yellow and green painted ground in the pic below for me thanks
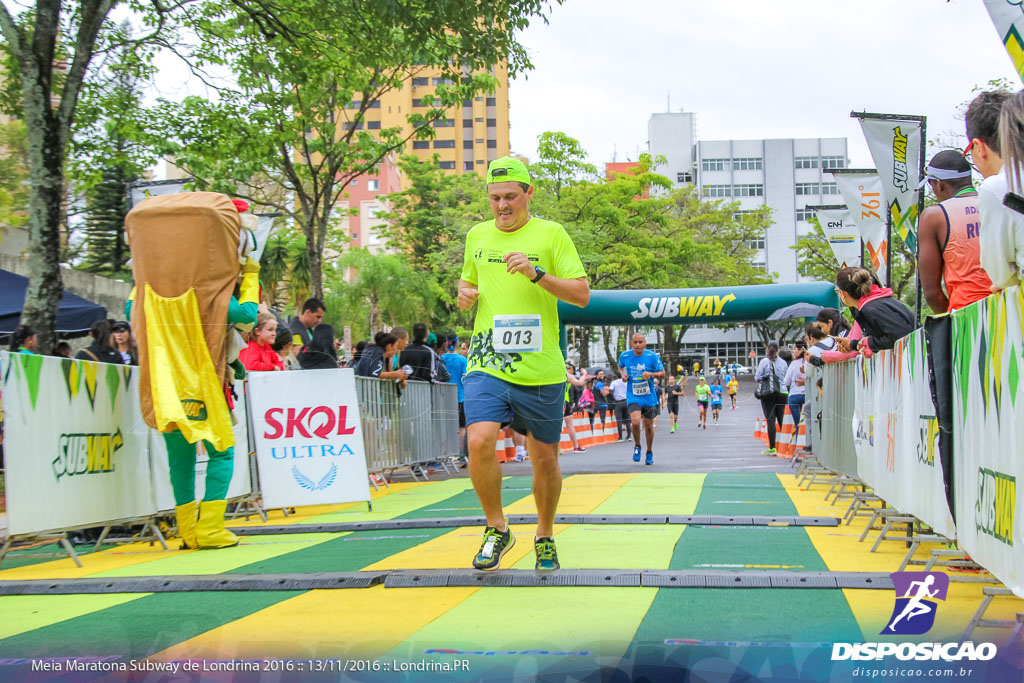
[0,472,1020,679]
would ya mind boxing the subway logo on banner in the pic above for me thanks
[892,126,910,193]
[53,430,123,481]
[631,294,737,320]
[976,468,1015,545]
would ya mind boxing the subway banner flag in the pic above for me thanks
[856,114,923,253]
[984,0,1024,82]
[950,286,1024,598]
[834,172,888,284]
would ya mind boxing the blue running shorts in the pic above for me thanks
[464,372,566,445]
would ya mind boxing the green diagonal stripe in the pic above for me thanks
[105,363,121,412]
[17,352,43,411]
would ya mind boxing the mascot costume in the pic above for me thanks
[125,192,259,549]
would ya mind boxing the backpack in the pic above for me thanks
[754,360,781,399]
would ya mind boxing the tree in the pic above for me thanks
[0,1,122,350]
[81,166,133,276]
[0,1,555,350]
[324,248,440,338]
[74,25,157,276]
[378,153,488,332]
[532,131,596,201]
[0,119,29,246]
[0,1,321,350]
[156,0,554,302]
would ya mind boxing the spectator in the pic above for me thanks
[297,324,339,370]
[346,340,368,369]
[442,337,469,454]
[76,321,120,364]
[964,90,1022,291]
[784,341,807,426]
[288,297,325,347]
[917,150,991,312]
[754,341,788,456]
[54,341,72,358]
[805,321,833,366]
[991,88,1024,290]
[458,341,469,357]
[593,369,611,430]
[355,331,409,386]
[816,307,850,338]
[398,323,435,382]
[609,371,629,441]
[9,324,37,354]
[110,321,138,366]
[239,313,285,371]
[389,326,410,372]
[563,363,588,453]
[427,332,451,383]
[579,378,596,429]
[272,325,297,369]
[833,267,916,355]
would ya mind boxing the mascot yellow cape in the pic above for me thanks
[125,192,259,549]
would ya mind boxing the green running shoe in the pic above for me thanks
[534,536,560,571]
[472,524,515,571]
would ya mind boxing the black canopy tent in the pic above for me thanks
[0,268,107,338]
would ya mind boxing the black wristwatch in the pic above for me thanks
[531,266,547,283]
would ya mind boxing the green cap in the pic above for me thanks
[486,156,531,186]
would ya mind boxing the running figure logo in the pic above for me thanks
[882,572,949,635]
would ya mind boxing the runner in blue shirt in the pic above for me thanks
[709,377,724,426]
[617,332,665,465]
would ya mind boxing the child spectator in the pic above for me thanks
[239,313,285,371]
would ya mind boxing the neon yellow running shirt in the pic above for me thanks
[461,216,586,386]
[696,384,710,401]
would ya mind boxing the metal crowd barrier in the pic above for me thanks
[807,361,859,479]
[354,377,460,479]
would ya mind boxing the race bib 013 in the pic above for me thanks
[493,314,543,353]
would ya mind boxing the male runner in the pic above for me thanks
[667,375,684,433]
[458,157,589,571]
[695,376,710,429]
[727,373,739,410]
[618,333,665,465]
[709,377,724,425]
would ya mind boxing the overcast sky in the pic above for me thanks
[507,0,1021,169]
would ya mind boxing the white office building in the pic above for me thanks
[648,112,849,283]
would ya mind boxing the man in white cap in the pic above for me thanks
[917,150,991,312]
[458,156,590,571]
